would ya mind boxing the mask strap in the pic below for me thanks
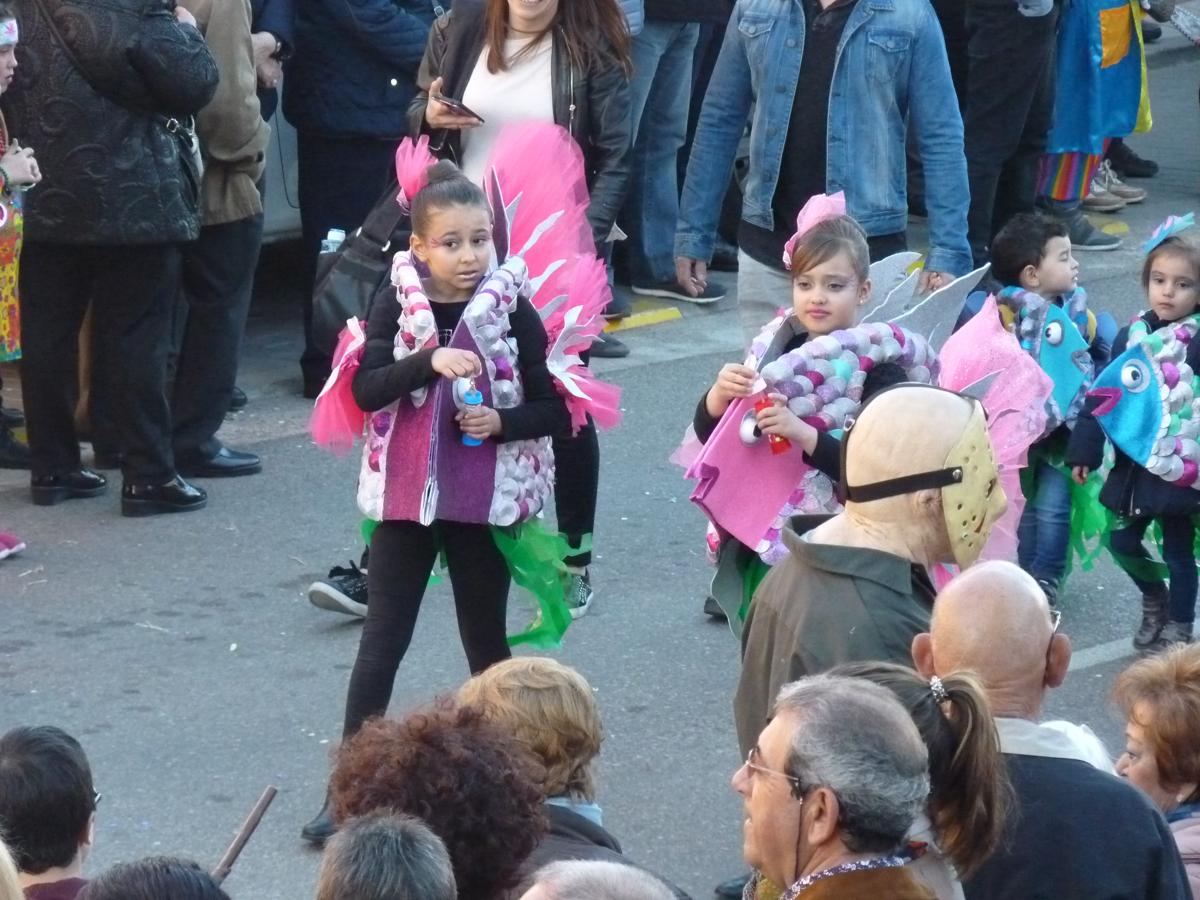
[842,466,963,503]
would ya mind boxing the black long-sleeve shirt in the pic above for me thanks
[352,288,570,443]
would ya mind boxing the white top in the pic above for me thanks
[460,35,555,186]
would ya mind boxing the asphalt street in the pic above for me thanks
[3,28,1200,900]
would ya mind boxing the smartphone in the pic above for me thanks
[434,94,485,123]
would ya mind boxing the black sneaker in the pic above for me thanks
[1107,140,1159,178]
[591,332,630,359]
[1067,214,1122,251]
[308,562,369,617]
[631,278,726,304]
[1142,19,1162,42]
[1035,577,1059,607]
[565,569,594,619]
[0,406,24,428]
[715,873,752,898]
[228,386,248,413]
[0,427,30,470]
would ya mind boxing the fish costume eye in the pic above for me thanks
[1121,360,1151,393]
[1044,321,1063,346]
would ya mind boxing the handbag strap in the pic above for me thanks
[356,180,408,248]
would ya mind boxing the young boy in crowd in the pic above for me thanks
[990,213,1109,603]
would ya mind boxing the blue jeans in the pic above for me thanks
[1017,460,1072,584]
[624,21,700,284]
[1110,515,1199,624]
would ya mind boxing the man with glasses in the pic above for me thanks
[0,725,98,899]
[734,675,934,899]
[913,561,1190,900]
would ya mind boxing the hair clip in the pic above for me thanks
[782,192,846,271]
[929,675,948,703]
[1144,213,1196,255]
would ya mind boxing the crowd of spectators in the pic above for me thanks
[5,574,1200,899]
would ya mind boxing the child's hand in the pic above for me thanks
[705,363,758,417]
[1071,465,1090,485]
[1,144,40,188]
[755,393,818,453]
[456,405,500,440]
[432,348,481,379]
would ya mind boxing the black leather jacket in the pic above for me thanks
[5,0,218,244]
[407,1,632,251]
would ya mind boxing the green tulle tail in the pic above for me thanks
[493,521,588,650]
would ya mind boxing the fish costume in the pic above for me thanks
[672,194,1047,630]
[310,126,620,647]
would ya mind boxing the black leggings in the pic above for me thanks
[554,418,599,568]
[341,519,512,738]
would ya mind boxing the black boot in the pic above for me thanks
[0,426,30,470]
[1149,620,1194,654]
[1133,588,1169,651]
[300,794,337,845]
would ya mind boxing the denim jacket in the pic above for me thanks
[676,0,971,276]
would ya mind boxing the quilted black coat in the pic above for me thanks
[3,0,219,245]
[282,0,440,139]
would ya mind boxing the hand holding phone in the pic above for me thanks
[427,78,485,129]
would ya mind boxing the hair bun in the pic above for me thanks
[424,159,469,187]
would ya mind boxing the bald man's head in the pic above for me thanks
[912,561,1071,719]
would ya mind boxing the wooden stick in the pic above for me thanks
[211,786,278,885]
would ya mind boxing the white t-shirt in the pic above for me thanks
[459,35,555,186]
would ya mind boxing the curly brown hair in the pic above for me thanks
[330,702,547,900]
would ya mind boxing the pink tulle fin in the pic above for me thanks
[670,425,705,470]
[310,319,368,456]
[938,296,1052,564]
[483,124,622,431]
[395,135,437,211]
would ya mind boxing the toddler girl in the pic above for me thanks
[1069,228,1200,653]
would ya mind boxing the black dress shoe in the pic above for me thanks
[0,427,31,470]
[1107,139,1159,178]
[31,468,108,506]
[300,796,337,845]
[121,475,207,517]
[0,406,24,428]
[177,446,262,478]
[228,386,248,413]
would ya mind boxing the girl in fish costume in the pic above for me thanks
[311,125,619,728]
[1068,217,1200,653]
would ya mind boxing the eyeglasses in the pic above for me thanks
[93,790,102,809]
[743,746,802,788]
[1050,609,1062,635]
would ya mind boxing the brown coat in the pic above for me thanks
[797,866,937,900]
[734,530,935,756]
[181,0,269,225]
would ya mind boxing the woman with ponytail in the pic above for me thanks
[407,0,633,619]
[831,662,1013,900]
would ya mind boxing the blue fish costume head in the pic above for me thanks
[998,287,1094,431]
[1089,316,1200,488]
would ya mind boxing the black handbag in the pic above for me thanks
[311,179,411,358]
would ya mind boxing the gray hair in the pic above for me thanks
[774,674,929,853]
[315,812,455,900]
[533,860,674,900]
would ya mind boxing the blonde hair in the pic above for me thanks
[788,215,870,283]
[458,658,602,802]
[1113,643,1200,798]
[0,839,23,900]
